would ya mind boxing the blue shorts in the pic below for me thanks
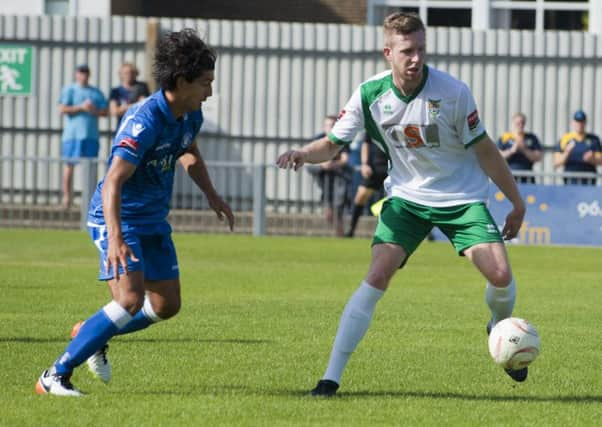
[62,139,99,164]
[88,225,179,281]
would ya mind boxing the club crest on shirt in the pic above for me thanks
[181,132,193,148]
[337,109,346,121]
[467,110,480,132]
[427,99,441,118]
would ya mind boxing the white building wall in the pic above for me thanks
[0,0,45,15]
[0,0,110,16]
[1,15,601,206]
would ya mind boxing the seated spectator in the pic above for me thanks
[497,112,542,184]
[554,110,602,185]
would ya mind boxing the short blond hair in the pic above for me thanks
[384,12,425,44]
[512,112,526,122]
[120,62,139,76]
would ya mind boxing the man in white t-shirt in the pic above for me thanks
[277,12,527,396]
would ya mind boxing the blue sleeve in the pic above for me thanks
[94,88,108,110]
[496,138,504,149]
[109,87,119,102]
[113,112,161,166]
[138,82,150,97]
[530,134,542,150]
[58,85,73,105]
[592,135,602,152]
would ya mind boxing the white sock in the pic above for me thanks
[323,281,384,384]
[141,295,164,323]
[103,300,133,329]
[485,278,516,325]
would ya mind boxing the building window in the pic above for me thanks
[511,10,536,30]
[371,6,419,25]
[545,10,588,30]
[428,8,471,27]
[45,0,69,15]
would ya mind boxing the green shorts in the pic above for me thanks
[372,197,503,257]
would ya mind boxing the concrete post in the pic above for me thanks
[252,164,266,236]
[80,158,96,230]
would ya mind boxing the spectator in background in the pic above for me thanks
[59,64,108,209]
[345,135,388,237]
[554,110,602,185]
[109,62,150,130]
[307,115,352,237]
[497,112,542,184]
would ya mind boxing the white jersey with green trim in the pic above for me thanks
[328,66,489,207]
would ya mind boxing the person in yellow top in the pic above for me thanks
[497,113,543,184]
[554,110,602,185]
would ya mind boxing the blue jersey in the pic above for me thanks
[497,132,542,170]
[556,132,602,173]
[87,90,203,233]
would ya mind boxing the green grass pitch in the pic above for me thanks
[1,229,601,426]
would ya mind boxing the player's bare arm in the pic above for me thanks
[101,156,139,279]
[179,144,234,231]
[473,137,525,240]
[276,135,342,170]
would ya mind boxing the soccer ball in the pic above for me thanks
[488,317,540,370]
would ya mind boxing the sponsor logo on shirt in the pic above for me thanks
[383,104,393,115]
[155,142,171,151]
[467,110,480,132]
[118,137,139,156]
[427,99,441,118]
[131,122,145,137]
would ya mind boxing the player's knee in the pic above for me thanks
[364,272,391,291]
[487,268,512,288]
[117,292,145,315]
[155,298,181,320]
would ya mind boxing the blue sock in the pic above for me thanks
[115,309,153,335]
[115,296,163,335]
[54,301,132,376]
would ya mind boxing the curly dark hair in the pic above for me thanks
[153,28,216,91]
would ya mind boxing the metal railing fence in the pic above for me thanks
[1,154,601,236]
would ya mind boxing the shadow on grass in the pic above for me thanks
[275,389,602,404]
[0,336,273,345]
[126,386,602,404]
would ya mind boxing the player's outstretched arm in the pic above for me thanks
[473,136,525,240]
[276,136,342,171]
[102,156,140,280]
[179,145,235,231]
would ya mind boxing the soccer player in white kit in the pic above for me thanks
[277,12,527,396]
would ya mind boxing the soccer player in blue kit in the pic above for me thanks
[36,29,234,396]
